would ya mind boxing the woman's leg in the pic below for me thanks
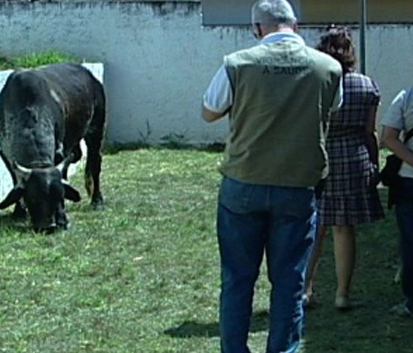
[305,225,327,304]
[333,225,356,307]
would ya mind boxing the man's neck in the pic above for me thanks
[262,26,296,38]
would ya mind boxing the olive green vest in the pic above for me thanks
[220,38,342,187]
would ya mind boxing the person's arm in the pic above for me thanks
[202,106,228,123]
[202,65,233,123]
[322,73,343,134]
[365,105,380,167]
[382,126,413,167]
[330,76,344,114]
[381,88,413,167]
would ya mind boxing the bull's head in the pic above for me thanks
[0,158,81,232]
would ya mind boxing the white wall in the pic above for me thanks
[0,2,412,146]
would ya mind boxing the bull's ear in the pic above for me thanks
[0,187,24,209]
[62,181,81,202]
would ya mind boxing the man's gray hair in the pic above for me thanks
[252,0,297,27]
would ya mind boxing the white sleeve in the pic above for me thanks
[381,89,407,130]
[203,65,233,113]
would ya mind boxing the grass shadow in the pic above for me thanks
[0,212,28,231]
[164,310,269,338]
[103,142,226,155]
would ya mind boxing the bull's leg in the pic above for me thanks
[84,95,105,210]
[84,143,103,209]
[12,200,27,220]
[54,141,65,165]
[61,144,82,180]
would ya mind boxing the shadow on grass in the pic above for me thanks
[0,212,27,231]
[103,142,226,155]
[164,309,269,338]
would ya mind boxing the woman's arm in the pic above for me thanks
[365,106,380,167]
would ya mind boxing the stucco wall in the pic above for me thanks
[0,2,412,146]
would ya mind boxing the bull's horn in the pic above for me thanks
[14,162,32,174]
[13,161,32,184]
[14,162,32,181]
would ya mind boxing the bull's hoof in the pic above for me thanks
[91,195,104,210]
[34,226,57,235]
[91,201,104,211]
[57,222,71,231]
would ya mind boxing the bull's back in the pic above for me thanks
[0,63,105,165]
[36,63,105,151]
[37,63,100,97]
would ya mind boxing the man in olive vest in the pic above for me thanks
[202,1,342,352]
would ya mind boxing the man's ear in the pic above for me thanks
[252,23,262,40]
[256,23,263,39]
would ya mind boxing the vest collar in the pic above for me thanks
[260,32,305,46]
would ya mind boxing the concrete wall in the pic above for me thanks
[0,2,412,146]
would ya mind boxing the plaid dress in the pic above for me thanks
[319,72,384,226]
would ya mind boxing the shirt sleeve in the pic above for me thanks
[203,65,233,113]
[331,77,344,112]
[381,89,407,130]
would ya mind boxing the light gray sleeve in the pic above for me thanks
[203,65,233,113]
[381,89,407,130]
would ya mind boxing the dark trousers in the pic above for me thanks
[217,177,316,353]
[395,177,413,311]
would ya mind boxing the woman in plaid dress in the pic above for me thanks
[305,26,384,309]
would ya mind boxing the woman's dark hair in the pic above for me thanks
[316,25,356,73]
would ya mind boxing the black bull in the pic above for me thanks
[0,62,106,232]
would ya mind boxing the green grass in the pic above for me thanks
[0,148,410,353]
[0,51,80,70]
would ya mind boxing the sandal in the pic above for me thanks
[304,294,320,309]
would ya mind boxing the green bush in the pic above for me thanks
[0,50,80,70]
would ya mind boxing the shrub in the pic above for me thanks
[0,50,80,70]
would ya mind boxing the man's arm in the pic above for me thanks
[331,77,343,113]
[202,106,228,123]
[202,65,233,123]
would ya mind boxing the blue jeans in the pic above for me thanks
[217,177,316,353]
[395,177,413,311]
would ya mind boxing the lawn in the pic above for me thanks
[0,148,411,353]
